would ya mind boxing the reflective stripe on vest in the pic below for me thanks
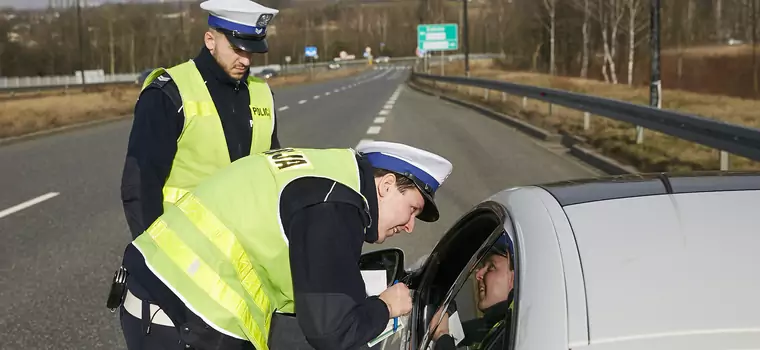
[132,148,367,350]
[141,61,275,211]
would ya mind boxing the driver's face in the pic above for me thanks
[475,253,513,310]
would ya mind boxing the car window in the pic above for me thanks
[420,227,511,350]
[408,202,516,350]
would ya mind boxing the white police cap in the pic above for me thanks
[356,141,453,222]
[200,0,278,53]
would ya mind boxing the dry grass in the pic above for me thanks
[420,61,760,172]
[0,66,369,139]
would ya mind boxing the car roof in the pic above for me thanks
[549,172,760,347]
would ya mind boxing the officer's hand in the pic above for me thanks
[429,307,450,340]
[378,283,412,318]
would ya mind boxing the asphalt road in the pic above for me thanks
[0,64,596,349]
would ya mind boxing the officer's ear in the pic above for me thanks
[375,173,398,200]
[204,29,217,53]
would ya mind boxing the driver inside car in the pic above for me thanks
[429,232,515,349]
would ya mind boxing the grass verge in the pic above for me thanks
[0,66,369,140]
[416,61,760,172]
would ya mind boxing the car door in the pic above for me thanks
[405,200,517,350]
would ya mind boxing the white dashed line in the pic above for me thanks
[277,106,290,111]
[334,89,340,93]
[0,192,60,219]
[366,126,382,135]
[325,92,331,96]
[384,104,394,109]
[298,100,307,104]
[313,95,320,100]
[374,117,386,123]
[379,110,390,116]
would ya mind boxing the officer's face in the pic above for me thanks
[205,30,254,80]
[375,174,424,243]
[475,253,513,310]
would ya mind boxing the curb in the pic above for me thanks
[407,79,639,175]
[0,114,132,147]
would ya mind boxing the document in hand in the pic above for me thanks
[367,317,404,347]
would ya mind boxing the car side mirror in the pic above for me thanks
[358,248,407,287]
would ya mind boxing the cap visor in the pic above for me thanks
[225,34,268,53]
[416,187,439,222]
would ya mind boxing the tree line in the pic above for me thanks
[1,0,758,87]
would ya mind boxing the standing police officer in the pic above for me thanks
[116,0,282,347]
[111,141,453,350]
[120,0,281,240]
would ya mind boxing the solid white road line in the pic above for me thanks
[0,192,60,220]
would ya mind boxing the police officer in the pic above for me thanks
[116,0,282,347]
[112,141,453,350]
[120,0,281,240]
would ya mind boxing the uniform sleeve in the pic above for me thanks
[120,86,182,239]
[434,335,458,350]
[288,202,390,350]
[270,91,281,149]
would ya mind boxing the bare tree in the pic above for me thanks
[542,0,557,75]
[599,0,625,84]
[625,0,648,85]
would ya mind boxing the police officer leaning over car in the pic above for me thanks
[107,141,454,350]
[115,0,282,347]
[430,232,515,350]
[120,0,282,241]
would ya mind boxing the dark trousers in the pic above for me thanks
[120,303,185,350]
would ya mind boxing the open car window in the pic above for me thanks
[408,201,516,350]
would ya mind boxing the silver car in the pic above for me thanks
[360,171,760,350]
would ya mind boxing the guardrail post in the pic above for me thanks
[522,97,527,110]
[720,151,730,171]
[484,89,489,101]
[548,103,553,116]
[501,92,506,103]
[636,126,644,144]
[583,112,591,131]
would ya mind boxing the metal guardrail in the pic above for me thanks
[411,72,760,169]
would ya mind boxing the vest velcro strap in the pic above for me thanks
[175,193,273,349]
[163,186,190,204]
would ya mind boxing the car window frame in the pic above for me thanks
[419,224,507,350]
[408,200,512,350]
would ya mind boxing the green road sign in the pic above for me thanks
[417,23,459,52]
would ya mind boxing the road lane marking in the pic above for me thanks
[374,117,386,123]
[277,106,289,111]
[313,95,320,100]
[325,92,331,96]
[0,192,60,219]
[366,126,382,135]
[356,139,374,148]
[298,100,307,104]
[384,104,394,109]
[334,89,340,93]
[379,110,390,116]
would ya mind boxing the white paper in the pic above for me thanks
[448,311,466,345]
[360,270,388,296]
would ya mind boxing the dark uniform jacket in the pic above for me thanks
[434,293,513,350]
[122,154,391,350]
[120,46,281,240]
